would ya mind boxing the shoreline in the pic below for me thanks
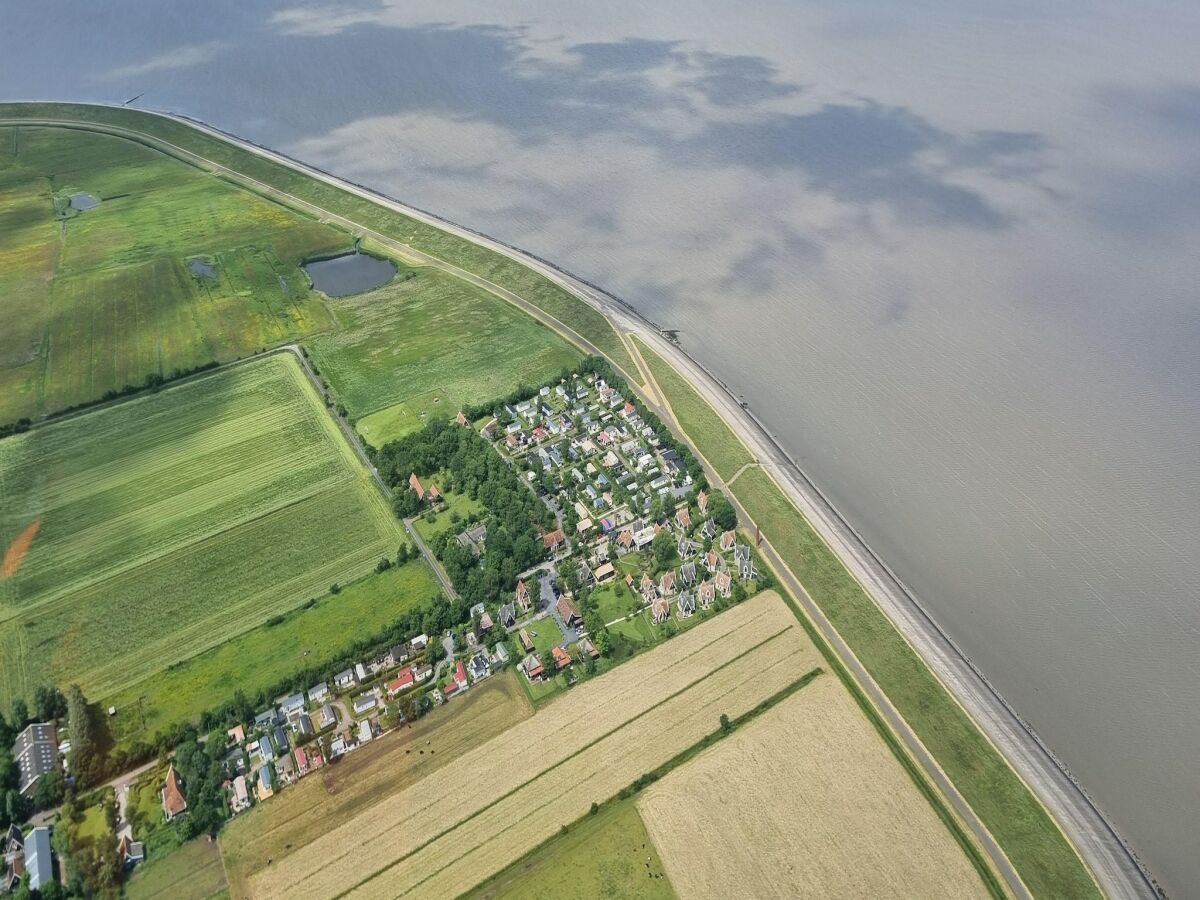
[0,102,1157,898]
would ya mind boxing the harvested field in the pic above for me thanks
[221,671,533,895]
[638,673,991,900]
[243,591,815,899]
[0,354,403,708]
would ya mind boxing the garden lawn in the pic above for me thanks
[0,125,345,421]
[0,354,404,711]
[411,489,483,546]
[105,561,439,750]
[307,265,581,447]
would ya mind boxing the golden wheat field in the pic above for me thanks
[243,591,814,898]
[637,673,992,900]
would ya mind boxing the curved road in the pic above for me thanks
[1,105,1157,899]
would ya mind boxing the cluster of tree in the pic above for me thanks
[66,685,106,789]
[171,730,228,839]
[0,417,32,440]
[55,789,122,899]
[372,420,553,605]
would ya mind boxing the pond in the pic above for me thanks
[69,193,99,210]
[302,251,396,297]
[187,258,218,280]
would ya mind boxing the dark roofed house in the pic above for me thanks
[13,722,58,797]
[680,560,697,586]
[677,592,696,618]
[161,764,188,821]
[557,596,583,628]
[499,602,517,628]
[700,518,717,540]
[678,537,698,559]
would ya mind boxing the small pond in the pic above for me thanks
[69,193,99,210]
[303,251,396,297]
[187,258,218,280]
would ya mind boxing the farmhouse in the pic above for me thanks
[456,523,488,557]
[161,765,188,820]
[12,723,58,797]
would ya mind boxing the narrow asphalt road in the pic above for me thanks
[0,107,1155,900]
[404,519,459,601]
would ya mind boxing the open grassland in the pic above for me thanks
[636,342,1097,899]
[0,124,345,421]
[241,591,814,899]
[0,105,636,381]
[639,673,990,899]
[0,354,403,709]
[307,264,581,446]
[220,671,533,893]
[126,837,229,900]
[105,562,439,749]
[468,800,676,900]
[632,337,754,482]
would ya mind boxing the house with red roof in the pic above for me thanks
[387,666,416,699]
[161,764,188,821]
[551,646,572,670]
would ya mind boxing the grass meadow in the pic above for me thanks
[105,561,439,751]
[126,836,228,900]
[308,264,581,447]
[0,124,346,422]
[0,105,637,381]
[0,354,404,710]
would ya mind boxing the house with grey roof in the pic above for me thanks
[13,723,58,796]
[24,827,52,891]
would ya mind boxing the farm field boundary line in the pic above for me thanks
[0,105,1149,898]
[331,624,794,898]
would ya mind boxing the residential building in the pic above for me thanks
[334,668,357,690]
[13,723,58,797]
[24,827,52,891]
[552,646,572,670]
[557,596,583,628]
[308,682,330,704]
[161,764,188,820]
[651,598,670,624]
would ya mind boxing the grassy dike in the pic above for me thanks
[0,102,637,380]
[632,337,1097,899]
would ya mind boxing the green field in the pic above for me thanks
[0,124,346,422]
[126,836,229,900]
[633,338,754,482]
[307,264,581,446]
[0,354,404,709]
[468,800,675,900]
[106,561,439,749]
[0,105,636,382]
[638,345,1098,898]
